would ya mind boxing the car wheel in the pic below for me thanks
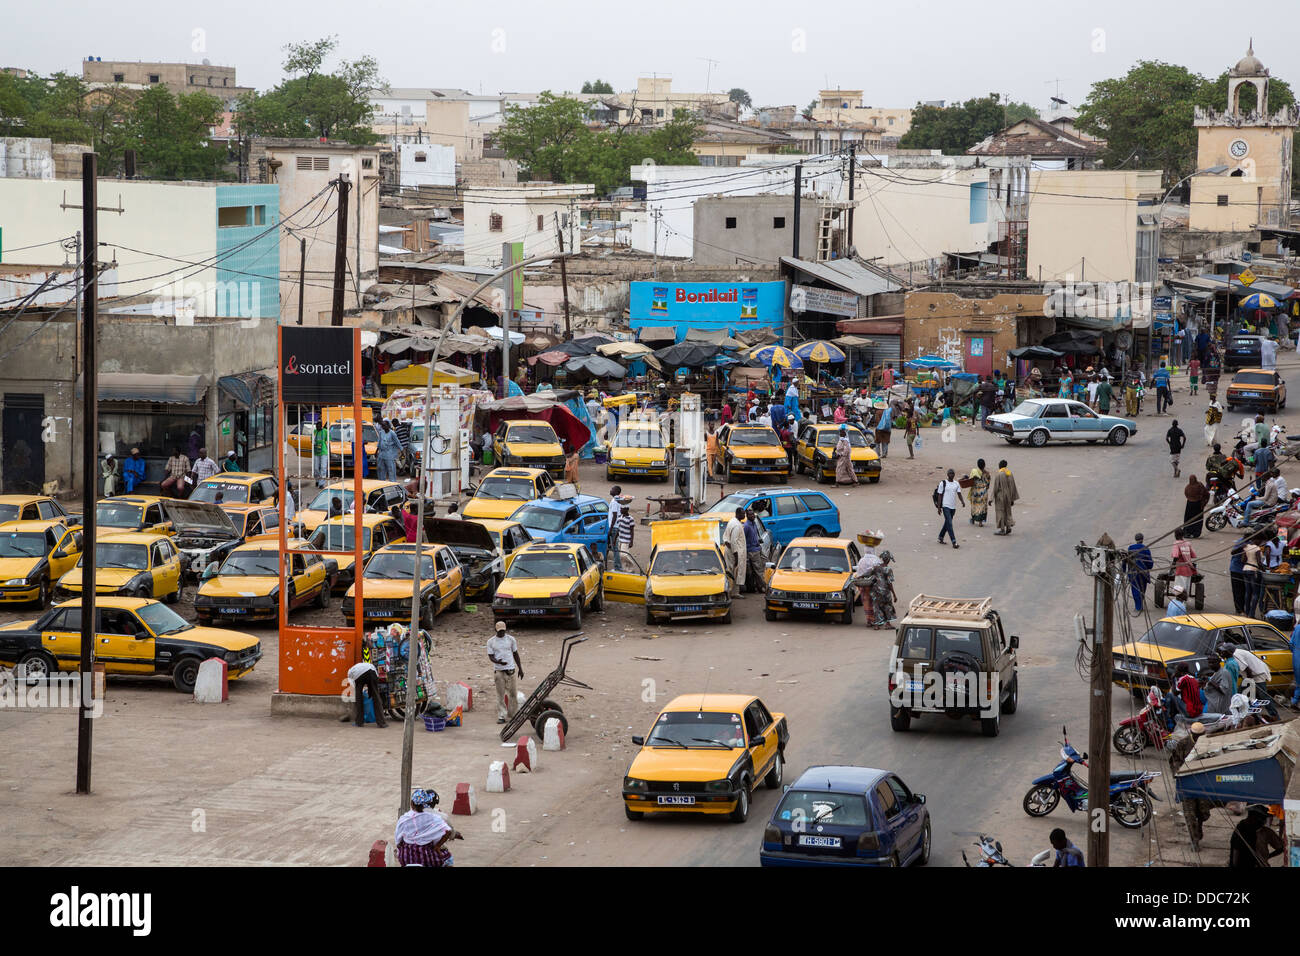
[1226,403,1235,413]
[795,457,805,475]
[644,607,654,625]
[420,599,435,629]
[314,584,329,609]
[917,819,931,866]
[868,476,880,483]
[729,782,750,823]
[764,751,784,789]
[1001,674,1018,714]
[1028,428,1049,448]
[1023,784,1059,817]
[572,596,583,628]
[605,468,613,482]
[720,609,731,624]
[172,656,202,693]
[35,576,50,608]
[890,707,911,731]
[764,607,776,622]
[841,600,853,625]
[805,525,826,538]
[1108,427,1128,446]
[1006,438,1022,445]
[980,707,1000,737]
[723,460,732,482]
[17,649,57,683]
[624,806,644,821]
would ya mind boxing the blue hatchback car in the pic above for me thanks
[760,766,931,867]
[705,488,840,546]
[510,493,610,557]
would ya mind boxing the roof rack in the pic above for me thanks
[907,594,993,620]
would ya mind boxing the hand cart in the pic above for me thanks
[499,633,590,742]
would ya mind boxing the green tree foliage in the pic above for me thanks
[802,99,817,120]
[898,93,1038,154]
[0,71,138,169]
[1196,71,1294,114]
[728,88,752,108]
[235,36,384,143]
[497,93,699,194]
[581,79,614,94]
[131,85,227,179]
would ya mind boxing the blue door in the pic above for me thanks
[886,776,925,863]
[1041,403,1074,436]
[565,513,609,557]
[1067,401,1107,434]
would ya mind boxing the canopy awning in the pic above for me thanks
[79,373,207,405]
[380,362,478,392]
[635,326,677,343]
[217,372,274,408]
[834,316,904,336]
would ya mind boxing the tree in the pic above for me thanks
[728,88,752,109]
[801,99,817,120]
[131,85,226,179]
[1196,70,1295,115]
[898,93,1038,154]
[581,79,614,94]
[496,92,593,183]
[235,36,385,143]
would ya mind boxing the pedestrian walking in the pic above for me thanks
[866,551,897,628]
[743,508,765,592]
[833,426,858,485]
[1188,357,1201,396]
[968,459,990,527]
[723,507,748,597]
[1153,361,1172,414]
[990,460,1019,535]
[487,621,524,724]
[1228,804,1285,868]
[1243,535,1266,619]
[1095,375,1113,414]
[1229,536,1248,614]
[1169,722,1211,851]
[874,402,892,459]
[1171,529,1197,597]
[312,420,330,486]
[563,444,581,488]
[1183,474,1209,538]
[1166,420,1186,477]
[706,424,719,476]
[902,403,918,458]
[934,469,964,549]
[852,540,881,626]
[611,498,635,572]
[1126,533,1153,611]
[377,420,402,482]
[1204,396,1223,447]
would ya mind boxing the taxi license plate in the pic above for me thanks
[1240,392,1261,398]
[219,607,246,614]
[657,795,695,806]
[1119,660,1144,673]
[519,608,547,615]
[794,601,819,610]
[629,468,647,474]
[751,465,770,471]
[799,835,842,848]
[365,609,388,617]
[675,605,703,612]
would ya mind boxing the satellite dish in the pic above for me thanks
[1116,330,1133,349]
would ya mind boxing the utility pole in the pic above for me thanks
[77,154,98,795]
[331,175,350,326]
[354,176,363,304]
[652,208,660,280]
[555,212,571,337]
[1083,533,1116,867]
[792,162,803,260]
[847,145,856,257]
[501,241,515,398]
[297,237,306,325]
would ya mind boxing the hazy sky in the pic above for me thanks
[4,0,1296,113]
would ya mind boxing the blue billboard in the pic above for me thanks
[629,281,786,342]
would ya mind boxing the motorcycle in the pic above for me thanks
[961,835,1052,867]
[1204,489,1292,532]
[1205,473,1235,506]
[1112,687,1172,755]
[1022,727,1160,829]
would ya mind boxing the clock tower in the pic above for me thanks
[1189,41,1297,231]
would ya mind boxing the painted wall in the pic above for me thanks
[693,195,817,265]
[848,166,996,271]
[1190,124,1293,230]
[214,184,281,320]
[398,143,455,188]
[629,280,787,341]
[462,186,589,267]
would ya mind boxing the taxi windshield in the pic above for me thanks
[513,505,569,533]
[96,502,144,528]
[646,711,746,749]
[729,427,780,446]
[508,552,578,578]
[615,426,665,449]
[136,601,194,635]
[307,489,355,512]
[650,549,722,575]
[507,424,558,444]
[778,545,849,573]
[309,524,373,551]
[191,481,250,504]
[219,551,281,576]
[0,532,46,558]
[0,504,20,523]
[477,476,538,501]
[82,543,148,570]
[364,552,435,579]
[816,428,868,448]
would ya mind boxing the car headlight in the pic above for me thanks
[5,578,28,586]
[552,592,575,606]
[624,777,648,791]
[828,590,846,601]
[769,589,789,600]
[611,459,627,467]
[268,586,279,600]
[705,779,733,792]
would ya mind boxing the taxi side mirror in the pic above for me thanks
[202,562,219,580]
[1010,635,1020,649]
[631,735,645,746]
[52,547,67,558]
[750,734,766,748]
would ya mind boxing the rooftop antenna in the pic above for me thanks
[699,57,719,94]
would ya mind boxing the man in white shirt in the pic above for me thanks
[935,468,966,549]
[723,506,748,598]
[192,447,219,482]
[343,660,388,728]
[283,487,296,521]
[1271,471,1289,505]
[487,621,524,723]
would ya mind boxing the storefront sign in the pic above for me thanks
[281,326,354,403]
[629,281,786,339]
[789,284,858,317]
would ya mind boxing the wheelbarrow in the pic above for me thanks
[499,633,590,742]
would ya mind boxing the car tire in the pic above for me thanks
[917,819,932,866]
[1108,427,1129,446]
[624,806,644,821]
[645,608,654,625]
[729,781,750,823]
[805,525,826,538]
[1001,674,1018,714]
[841,600,853,625]
[795,458,805,475]
[1226,403,1235,414]
[1028,428,1049,448]
[1006,438,1022,445]
[605,468,613,482]
[172,656,202,693]
[420,600,435,629]
[764,751,784,789]
[315,584,329,609]
[890,707,911,731]
[764,607,776,622]
[720,609,732,624]
[572,597,583,629]
[35,576,50,608]
[723,460,732,482]
[868,476,880,483]
[17,649,57,683]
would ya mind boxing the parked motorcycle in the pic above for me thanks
[1022,727,1160,829]
[961,834,1011,866]
[1113,687,1172,755]
[1204,489,1292,532]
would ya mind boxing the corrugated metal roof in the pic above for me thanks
[1194,273,1295,299]
[781,256,904,297]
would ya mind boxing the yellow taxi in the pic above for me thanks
[1112,613,1297,695]
[0,494,73,527]
[622,693,789,823]
[56,531,182,603]
[0,596,261,693]
[307,513,406,593]
[795,423,882,484]
[716,423,790,482]
[462,467,556,521]
[606,418,671,482]
[296,479,408,535]
[220,503,282,541]
[341,542,462,628]
[193,538,331,625]
[491,541,603,626]
[602,518,731,625]
[0,519,84,607]
[94,495,175,539]
[764,536,862,624]
[1225,368,1286,414]
[465,518,534,575]
[188,472,280,507]
[494,420,566,477]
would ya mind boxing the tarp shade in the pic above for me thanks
[1008,345,1065,360]
[483,399,591,450]
[79,373,207,405]
[217,373,274,408]
[636,326,677,343]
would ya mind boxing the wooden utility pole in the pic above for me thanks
[847,145,856,257]
[1086,532,1115,867]
[77,153,98,795]
[296,237,306,325]
[555,212,571,337]
[792,162,803,260]
[330,175,350,326]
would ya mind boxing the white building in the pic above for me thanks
[462,184,592,268]
[398,143,455,189]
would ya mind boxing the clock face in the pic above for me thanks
[1229,138,1250,159]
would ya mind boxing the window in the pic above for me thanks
[699,155,716,167]
[537,214,545,232]
[799,493,833,512]
[253,206,266,226]
[718,156,740,167]
[887,776,913,806]
[875,781,900,818]
[218,205,250,228]
[361,157,374,169]
[969,182,989,224]
[1217,195,1230,206]
[223,78,228,87]
[774,495,805,516]
[725,217,737,229]
[489,213,503,232]
[1246,624,1289,652]
[902,627,931,659]
[1135,224,1156,285]
[148,74,160,84]
[207,77,213,86]
[1042,404,1068,419]
[655,108,664,118]
[773,216,786,229]
[888,117,895,125]
[115,73,126,83]
[414,152,427,163]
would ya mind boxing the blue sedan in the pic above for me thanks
[759,766,930,867]
[983,398,1137,448]
[704,488,840,546]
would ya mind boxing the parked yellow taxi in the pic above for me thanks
[341,542,462,628]
[462,467,556,521]
[94,495,175,539]
[1112,613,1297,695]
[220,503,281,541]
[602,518,731,624]
[56,531,182,603]
[795,423,881,484]
[188,472,280,506]
[193,538,331,625]
[622,693,790,823]
[465,518,534,575]
[0,519,83,608]
[764,536,862,624]
[296,479,408,535]
[491,541,603,626]
[495,420,567,477]
[716,423,790,482]
[0,596,261,692]
[606,418,670,482]
[0,494,73,527]
[307,513,406,593]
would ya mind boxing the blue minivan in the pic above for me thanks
[705,488,840,546]
[510,494,610,557]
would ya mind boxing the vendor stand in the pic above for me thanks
[362,624,437,719]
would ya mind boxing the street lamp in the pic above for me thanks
[1158,164,1229,221]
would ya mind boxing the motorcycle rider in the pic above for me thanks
[1205,443,1235,501]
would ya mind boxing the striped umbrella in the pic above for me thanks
[748,344,804,370]
[1239,292,1278,310]
[793,339,847,364]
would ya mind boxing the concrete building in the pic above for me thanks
[461,183,592,268]
[602,77,733,126]
[80,57,252,108]
[901,286,1051,375]
[250,138,381,324]
[369,88,505,154]
[691,117,795,165]
[397,143,455,189]
[967,116,1102,169]
[812,90,912,137]
[693,195,819,266]
[1188,43,1297,231]
[0,138,95,180]
[0,178,280,319]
